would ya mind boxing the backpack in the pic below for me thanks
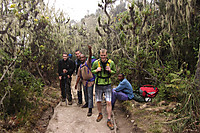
[91,58,96,66]
[97,59,112,68]
[133,85,159,102]
[139,85,159,98]
[80,61,95,81]
[96,59,112,85]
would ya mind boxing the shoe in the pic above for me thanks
[77,103,82,106]
[96,113,103,122]
[87,112,92,117]
[107,121,114,130]
[68,101,72,105]
[81,104,88,108]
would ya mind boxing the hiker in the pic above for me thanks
[75,45,95,116]
[75,50,83,105]
[68,53,72,59]
[58,52,75,105]
[91,49,116,130]
[111,73,134,109]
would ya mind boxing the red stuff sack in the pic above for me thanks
[139,85,159,98]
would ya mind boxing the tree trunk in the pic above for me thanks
[194,45,200,90]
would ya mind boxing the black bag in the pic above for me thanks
[132,92,145,102]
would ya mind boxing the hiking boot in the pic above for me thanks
[68,101,72,105]
[96,113,103,122]
[107,121,114,130]
[81,103,88,108]
[87,112,92,117]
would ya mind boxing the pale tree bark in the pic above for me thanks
[194,45,200,90]
[143,0,146,8]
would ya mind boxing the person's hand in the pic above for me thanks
[67,75,70,78]
[75,84,77,89]
[96,67,101,72]
[59,76,62,80]
[88,45,92,50]
[106,66,111,72]
[63,69,68,73]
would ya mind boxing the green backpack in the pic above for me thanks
[132,92,145,102]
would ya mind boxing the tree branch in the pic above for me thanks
[36,63,50,85]
[162,116,191,124]
[0,21,12,34]
[0,56,18,82]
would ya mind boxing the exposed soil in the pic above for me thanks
[31,76,172,133]
[113,100,172,133]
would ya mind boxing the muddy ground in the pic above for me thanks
[32,76,172,133]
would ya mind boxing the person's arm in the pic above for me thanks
[58,60,62,76]
[114,80,127,92]
[87,45,92,67]
[67,59,75,76]
[75,76,81,89]
[75,68,81,89]
[91,60,98,74]
[58,60,63,80]
[110,61,116,75]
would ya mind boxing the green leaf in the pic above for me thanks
[171,78,182,83]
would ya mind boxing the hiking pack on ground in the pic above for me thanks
[133,85,159,102]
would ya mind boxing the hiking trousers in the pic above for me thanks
[60,77,72,102]
[83,84,94,108]
[111,89,128,107]
[76,75,83,104]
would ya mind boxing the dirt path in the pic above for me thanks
[44,75,171,133]
[46,76,116,133]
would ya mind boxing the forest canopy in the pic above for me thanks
[0,0,200,132]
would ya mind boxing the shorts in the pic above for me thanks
[95,85,112,102]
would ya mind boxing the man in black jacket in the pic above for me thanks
[75,50,83,105]
[58,52,75,105]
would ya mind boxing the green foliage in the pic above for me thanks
[0,0,199,132]
[4,83,29,115]
[2,69,44,116]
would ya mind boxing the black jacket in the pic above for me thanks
[58,58,75,77]
[75,58,82,74]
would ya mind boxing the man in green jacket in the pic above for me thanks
[91,49,116,130]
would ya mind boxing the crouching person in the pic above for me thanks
[111,73,134,109]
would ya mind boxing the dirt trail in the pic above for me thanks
[44,75,172,133]
[46,76,116,133]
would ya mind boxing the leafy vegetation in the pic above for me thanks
[0,0,200,132]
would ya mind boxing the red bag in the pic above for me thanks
[139,85,159,98]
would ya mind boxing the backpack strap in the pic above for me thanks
[80,62,95,82]
[96,59,111,85]
[84,62,95,81]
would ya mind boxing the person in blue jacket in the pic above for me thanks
[111,73,134,109]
